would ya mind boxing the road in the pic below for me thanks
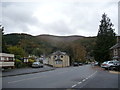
[2,65,119,88]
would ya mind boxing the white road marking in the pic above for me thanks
[8,76,46,84]
[71,71,98,88]
[78,82,82,84]
[72,84,77,88]
[82,79,86,82]
[91,74,93,77]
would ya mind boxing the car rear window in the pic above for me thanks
[33,62,39,64]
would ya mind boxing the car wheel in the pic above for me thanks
[105,68,107,70]
[109,66,113,70]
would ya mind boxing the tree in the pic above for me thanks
[63,43,86,63]
[15,59,23,68]
[93,13,116,63]
[7,46,26,59]
[0,25,8,53]
[71,43,86,63]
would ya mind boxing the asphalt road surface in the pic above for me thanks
[2,65,119,88]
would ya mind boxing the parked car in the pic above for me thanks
[32,62,43,68]
[94,62,98,66]
[84,62,88,64]
[101,60,119,70]
[78,63,83,66]
[110,61,120,71]
[73,62,79,66]
[91,61,98,66]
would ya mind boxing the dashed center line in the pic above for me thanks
[71,71,97,88]
[72,84,77,88]
[82,79,86,82]
[78,82,82,84]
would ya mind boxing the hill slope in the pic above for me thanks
[36,34,84,43]
[3,33,96,56]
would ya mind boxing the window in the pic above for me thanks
[54,56,57,59]
[8,57,13,61]
[109,62,113,64]
[114,49,118,55]
[4,57,8,61]
[61,55,63,58]
[1,57,4,60]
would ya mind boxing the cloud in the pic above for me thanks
[1,0,119,36]
[2,2,39,33]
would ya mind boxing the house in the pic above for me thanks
[48,51,70,67]
[110,35,120,60]
[43,58,49,64]
[0,53,15,69]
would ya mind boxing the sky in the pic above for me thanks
[0,0,119,36]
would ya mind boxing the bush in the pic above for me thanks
[15,55,21,60]
[15,59,23,68]
[22,63,28,68]
[28,59,35,67]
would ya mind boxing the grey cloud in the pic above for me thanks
[2,2,39,33]
[45,20,74,35]
[1,1,118,36]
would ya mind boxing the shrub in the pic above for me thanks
[15,55,21,60]
[22,63,28,68]
[15,59,23,68]
[28,59,35,67]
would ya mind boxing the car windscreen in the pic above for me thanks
[109,62,114,64]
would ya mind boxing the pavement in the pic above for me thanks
[109,71,120,74]
[2,65,55,77]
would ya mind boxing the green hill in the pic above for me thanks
[3,33,96,62]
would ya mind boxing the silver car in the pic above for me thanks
[101,60,118,70]
[32,62,43,68]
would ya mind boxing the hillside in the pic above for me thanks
[3,33,96,59]
[36,34,84,43]
[3,33,36,46]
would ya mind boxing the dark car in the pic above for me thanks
[73,62,79,66]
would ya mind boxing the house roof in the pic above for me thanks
[52,51,67,55]
[110,43,120,49]
[0,53,14,57]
